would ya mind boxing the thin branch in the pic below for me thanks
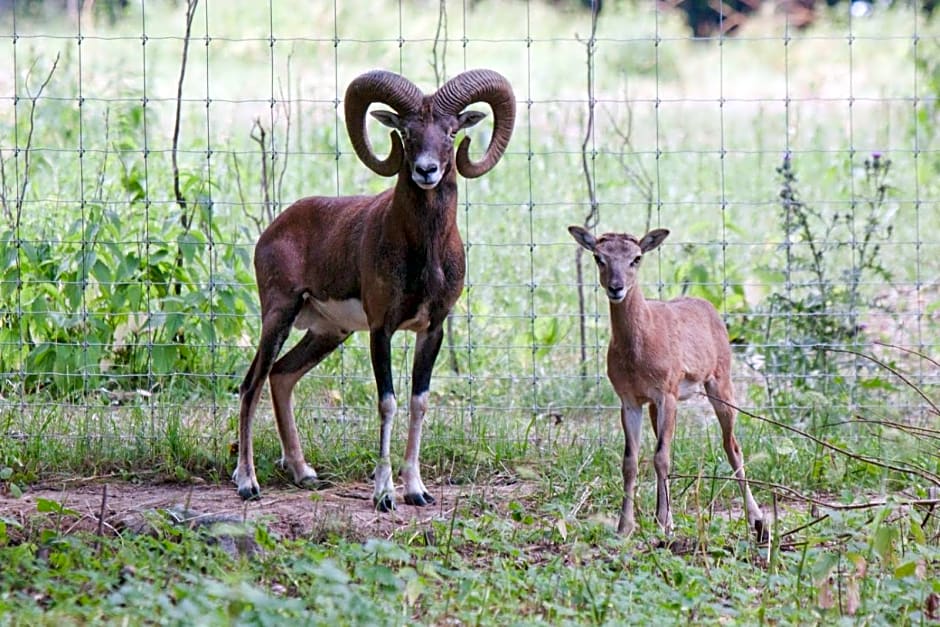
[430,0,448,87]
[671,473,940,512]
[250,119,273,224]
[93,107,112,203]
[605,107,655,232]
[231,151,263,236]
[704,394,940,487]
[94,484,108,553]
[874,339,940,371]
[575,10,600,377]
[0,149,9,223]
[171,0,199,226]
[273,48,294,215]
[429,0,460,375]
[848,415,940,441]
[824,346,940,416]
[15,53,61,232]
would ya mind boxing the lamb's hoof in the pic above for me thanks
[237,485,261,501]
[403,491,435,506]
[374,494,396,513]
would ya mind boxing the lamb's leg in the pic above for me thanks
[402,326,444,506]
[370,327,397,512]
[618,400,644,536]
[705,378,766,541]
[652,393,677,534]
[234,298,302,500]
[268,329,349,489]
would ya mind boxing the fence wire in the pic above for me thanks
[0,0,937,466]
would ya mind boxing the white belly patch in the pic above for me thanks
[293,296,431,334]
[294,297,369,333]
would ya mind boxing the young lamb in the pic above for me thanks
[568,225,765,540]
[233,69,515,511]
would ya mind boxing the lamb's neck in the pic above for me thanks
[609,285,652,354]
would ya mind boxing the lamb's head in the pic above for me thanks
[568,226,670,303]
[345,69,516,188]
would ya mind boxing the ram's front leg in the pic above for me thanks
[402,326,444,506]
[370,327,397,512]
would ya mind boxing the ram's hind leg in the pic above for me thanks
[705,377,766,541]
[269,329,349,489]
[234,298,303,500]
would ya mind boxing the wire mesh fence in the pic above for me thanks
[0,0,937,469]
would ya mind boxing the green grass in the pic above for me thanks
[1,0,939,622]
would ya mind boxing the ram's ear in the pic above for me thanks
[639,229,670,253]
[370,110,404,131]
[568,225,596,252]
[457,109,487,130]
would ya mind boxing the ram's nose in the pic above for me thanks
[412,158,442,189]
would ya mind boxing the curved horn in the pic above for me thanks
[433,69,516,179]
[344,70,424,176]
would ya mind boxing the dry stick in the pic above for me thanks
[0,148,9,222]
[96,484,108,538]
[875,339,940,371]
[171,0,199,222]
[250,120,272,224]
[429,0,461,376]
[605,108,655,232]
[705,393,940,487]
[273,50,294,215]
[231,151,262,235]
[430,0,447,88]
[575,10,600,378]
[825,345,940,416]
[671,472,940,512]
[849,415,940,441]
[15,53,60,232]
[92,485,108,556]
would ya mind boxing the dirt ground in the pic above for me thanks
[0,478,535,542]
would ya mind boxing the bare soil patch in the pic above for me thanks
[0,478,535,542]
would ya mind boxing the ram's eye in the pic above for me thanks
[630,255,642,267]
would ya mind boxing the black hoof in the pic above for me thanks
[403,491,435,506]
[374,494,396,512]
[237,486,261,501]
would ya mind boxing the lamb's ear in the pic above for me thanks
[567,225,596,252]
[639,228,670,253]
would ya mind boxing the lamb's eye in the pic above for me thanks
[630,255,642,267]
[594,254,605,267]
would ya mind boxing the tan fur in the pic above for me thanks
[569,225,765,541]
